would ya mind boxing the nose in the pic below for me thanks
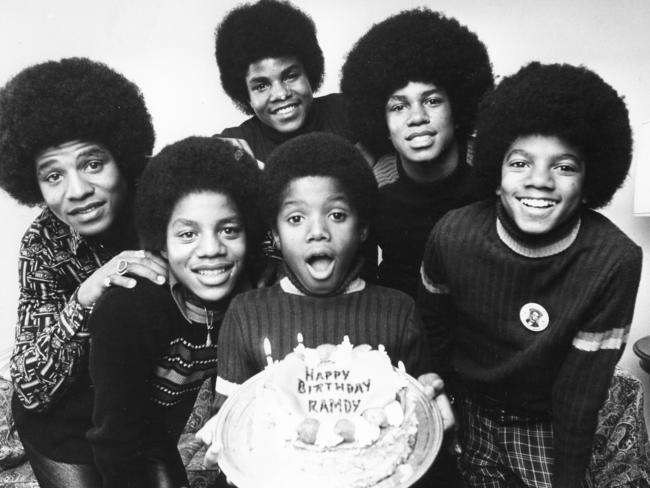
[197,234,227,257]
[66,172,94,200]
[525,164,555,189]
[306,216,330,242]
[407,103,429,126]
[270,80,291,101]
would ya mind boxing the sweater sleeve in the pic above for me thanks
[87,287,169,488]
[214,299,259,408]
[416,225,455,380]
[551,246,642,487]
[10,227,94,412]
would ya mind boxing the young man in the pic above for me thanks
[418,62,642,487]
[341,8,494,297]
[214,0,355,164]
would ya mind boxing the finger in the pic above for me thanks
[108,275,137,290]
[435,393,456,432]
[118,261,166,285]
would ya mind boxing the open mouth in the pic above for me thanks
[305,252,335,280]
[271,102,300,115]
[518,197,557,209]
[193,263,234,284]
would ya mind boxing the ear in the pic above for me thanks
[359,223,369,243]
[160,249,168,259]
[495,186,502,196]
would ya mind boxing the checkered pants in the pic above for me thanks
[457,394,590,488]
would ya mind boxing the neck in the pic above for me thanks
[399,139,459,184]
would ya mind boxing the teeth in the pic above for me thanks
[274,104,297,114]
[520,198,556,208]
[197,268,228,276]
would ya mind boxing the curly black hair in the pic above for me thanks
[263,132,377,227]
[215,0,324,114]
[135,136,263,255]
[474,62,632,209]
[0,57,154,206]
[341,8,493,158]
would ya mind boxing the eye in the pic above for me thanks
[44,172,63,184]
[424,96,444,107]
[251,82,269,93]
[554,160,581,173]
[506,159,529,169]
[387,102,407,113]
[287,214,304,225]
[85,159,104,172]
[177,230,197,241]
[284,70,300,82]
[221,224,243,238]
[329,211,347,222]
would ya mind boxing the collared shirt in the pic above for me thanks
[10,208,112,412]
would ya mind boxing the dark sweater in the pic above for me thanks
[372,152,488,298]
[418,200,642,487]
[219,93,355,162]
[216,278,427,393]
[87,280,220,488]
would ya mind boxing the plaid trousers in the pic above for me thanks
[457,394,590,488]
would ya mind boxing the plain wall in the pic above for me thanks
[1,0,649,424]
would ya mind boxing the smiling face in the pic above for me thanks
[166,191,246,304]
[498,135,585,235]
[386,81,458,182]
[273,176,368,295]
[245,56,314,133]
[35,140,127,236]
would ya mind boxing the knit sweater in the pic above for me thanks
[87,280,221,488]
[372,151,488,298]
[418,200,642,487]
[219,93,355,163]
[216,278,426,397]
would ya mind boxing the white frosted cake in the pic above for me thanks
[250,337,419,488]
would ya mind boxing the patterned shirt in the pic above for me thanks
[10,208,111,412]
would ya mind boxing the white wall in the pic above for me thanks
[1,0,649,421]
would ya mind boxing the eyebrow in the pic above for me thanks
[247,64,302,85]
[281,194,351,209]
[170,216,241,227]
[505,148,582,162]
[36,146,107,173]
[387,88,444,102]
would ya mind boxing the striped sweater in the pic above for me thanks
[216,278,426,399]
[87,280,221,488]
[418,200,642,487]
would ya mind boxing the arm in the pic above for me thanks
[87,287,169,488]
[416,227,455,381]
[551,248,642,487]
[10,228,96,412]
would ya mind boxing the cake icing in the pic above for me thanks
[249,337,419,487]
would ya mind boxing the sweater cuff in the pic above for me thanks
[59,288,94,339]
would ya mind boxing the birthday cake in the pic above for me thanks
[250,337,419,488]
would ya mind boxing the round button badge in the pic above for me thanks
[519,303,549,332]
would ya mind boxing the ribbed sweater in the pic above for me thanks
[371,152,489,298]
[216,279,427,395]
[418,200,642,487]
[219,93,355,163]
[87,280,220,488]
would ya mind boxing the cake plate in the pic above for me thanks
[214,368,444,488]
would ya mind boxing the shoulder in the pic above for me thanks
[358,283,416,308]
[314,93,345,110]
[436,199,495,234]
[580,210,642,263]
[228,284,283,309]
[219,116,258,139]
[91,280,172,330]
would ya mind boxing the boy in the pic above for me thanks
[341,9,494,297]
[202,134,453,478]
[214,0,354,164]
[418,63,642,487]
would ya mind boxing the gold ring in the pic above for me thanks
[116,259,128,276]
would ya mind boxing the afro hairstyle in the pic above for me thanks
[0,57,154,206]
[135,136,262,255]
[341,8,493,158]
[474,62,632,209]
[215,0,324,114]
[263,132,377,227]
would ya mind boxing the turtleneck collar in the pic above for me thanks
[495,200,582,258]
